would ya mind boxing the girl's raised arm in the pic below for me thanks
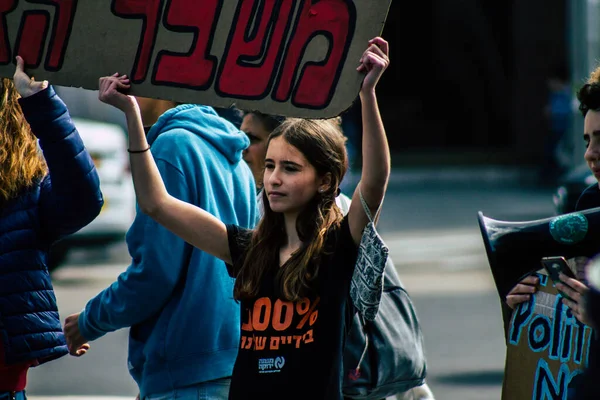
[98,75,232,264]
[348,37,391,244]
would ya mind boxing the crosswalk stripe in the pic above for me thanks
[29,397,133,400]
[50,229,498,296]
[382,229,489,271]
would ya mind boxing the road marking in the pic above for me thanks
[29,397,133,400]
[400,269,496,296]
[52,264,127,282]
[382,229,489,272]
[51,228,498,296]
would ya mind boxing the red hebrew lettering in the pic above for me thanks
[112,0,164,83]
[14,11,49,68]
[272,299,294,331]
[293,335,302,348]
[255,336,267,350]
[273,0,355,109]
[215,0,295,99]
[244,336,253,349]
[241,308,253,332]
[252,297,272,331]
[270,336,280,350]
[0,1,17,64]
[303,329,314,344]
[28,0,78,70]
[152,0,221,89]
[296,296,319,329]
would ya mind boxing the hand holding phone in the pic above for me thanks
[541,256,576,300]
[542,256,593,326]
[542,256,576,281]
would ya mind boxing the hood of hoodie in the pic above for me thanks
[146,104,249,164]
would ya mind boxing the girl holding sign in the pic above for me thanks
[91,37,389,399]
[0,57,103,398]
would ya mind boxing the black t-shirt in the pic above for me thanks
[226,216,359,400]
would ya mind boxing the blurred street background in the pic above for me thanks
[22,0,600,398]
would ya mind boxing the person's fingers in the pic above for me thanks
[115,81,131,90]
[521,275,540,285]
[562,297,576,308]
[67,338,84,353]
[15,56,24,73]
[511,283,537,295]
[106,79,120,93]
[367,43,388,62]
[368,37,389,58]
[507,278,538,296]
[562,298,587,324]
[506,294,531,309]
[556,282,581,302]
[74,343,90,356]
[559,273,589,294]
[362,53,387,74]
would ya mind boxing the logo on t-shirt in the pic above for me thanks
[258,356,285,374]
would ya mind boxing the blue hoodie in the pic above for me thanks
[78,105,257,397]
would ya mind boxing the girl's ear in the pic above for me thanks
[318,172,333,193]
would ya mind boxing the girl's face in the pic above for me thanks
[263,136,327,214]
[241,114,271,188]
[584,109,600,184]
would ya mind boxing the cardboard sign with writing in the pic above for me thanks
[0,0,391,118]
[502,272,592,399]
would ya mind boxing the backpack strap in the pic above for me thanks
[359,186,384,225]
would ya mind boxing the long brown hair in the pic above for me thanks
[234,118,348,301]
[0,78,47,203]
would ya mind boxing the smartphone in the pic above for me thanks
[540,256,576,300]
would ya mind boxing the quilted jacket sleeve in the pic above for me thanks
[18,86,104,240]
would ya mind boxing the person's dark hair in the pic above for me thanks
[577,66,600,117]
[244,110,286,133]
[214,106,244,129]
[234,118,349,301]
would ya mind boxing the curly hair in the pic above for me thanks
[577,65,600,117]
[0,78,47,203]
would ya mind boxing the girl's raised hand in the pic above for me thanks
[357,37,390,93]
[13,56,48,98]
[98,73,134,112]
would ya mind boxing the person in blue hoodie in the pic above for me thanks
[1,56,103,399]
[63,94,257,399]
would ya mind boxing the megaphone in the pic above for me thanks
[477,206,600,333]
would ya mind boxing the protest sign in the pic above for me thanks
[502,272,592,399]
[0,0,391,117]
